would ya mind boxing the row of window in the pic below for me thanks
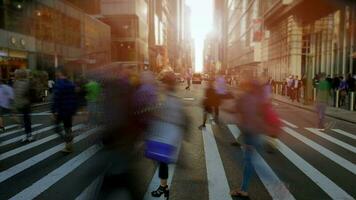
[0,1,81,48]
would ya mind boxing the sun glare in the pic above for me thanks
[186,0,213,72]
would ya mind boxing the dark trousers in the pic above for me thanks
[55,115,73,143]
[19,106,31,135]
[159,162,168,179]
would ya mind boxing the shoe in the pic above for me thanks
[61,142,73,153]
[151,185,169,199]
[21,135,35,142]
[198,124,206,130]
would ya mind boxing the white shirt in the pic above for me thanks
[0,84,14,109]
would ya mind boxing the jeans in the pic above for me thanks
[240,131,260,192]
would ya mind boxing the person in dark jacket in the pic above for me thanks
[199,79,218,129]
[52,68,78,153]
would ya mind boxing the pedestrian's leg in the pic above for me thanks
[24,109,31,134]
[62,116,74,153]
[0,115,4,132]
[199,109,208,130]
[152,163,169,198]
[240,146,254,193]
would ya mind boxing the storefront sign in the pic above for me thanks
[9,50,28,59]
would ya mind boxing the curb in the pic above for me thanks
[273,97,356,125]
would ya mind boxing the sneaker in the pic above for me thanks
[61,142,73,153]
[21,135,35,142]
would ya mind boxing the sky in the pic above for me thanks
[185,0,213,72]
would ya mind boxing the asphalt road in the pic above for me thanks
[0,83,355,200]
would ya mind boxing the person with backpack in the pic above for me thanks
[52,68,78,153]
[13,69,33,142]
[230,79,264,198]
[0,80,14,132]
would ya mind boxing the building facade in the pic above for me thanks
[220,0,355,101]
[261,0,356,101]
[0,0,111,79]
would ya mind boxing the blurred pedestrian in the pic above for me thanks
[13,69,33,142]
[0,80,14,132]
[214,71,228,122]
[52,68,78,153]
[185,68,192,90]
[85,79,101,127]
[146,71,188,199]
[230,80,264,198]
[293,75,300,102]
[316,73,331,130]
[199,79,218,130]
[338,76,348,107]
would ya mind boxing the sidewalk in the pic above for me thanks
[273,95,356,124]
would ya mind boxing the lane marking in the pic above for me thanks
[276,140,354,200]
[202,124,232,200]
[183,97,195,101]
[305,128,356,153]
[0,128,99,183]
[283,127,356,175]
[0,124,85,161]
[143,165,176,200]
[227,124,241,139]
[2,125,19,131]
[227,125,295,200]
[0,125,56,147]
[75,175,103,200]
[0,124,42,139]
[280,120,298,129]
[9,145,101,200]
[331,129,356,140]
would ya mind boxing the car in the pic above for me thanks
[192,73,202,84]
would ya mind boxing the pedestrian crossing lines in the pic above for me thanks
[200,123,355,200]
[0,120,355,200]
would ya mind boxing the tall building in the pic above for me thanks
[225,0,263,77]
[0,0,111,79]
[261,0,356,102]
[98,0,149,65]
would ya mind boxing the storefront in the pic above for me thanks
[0,47,28,80]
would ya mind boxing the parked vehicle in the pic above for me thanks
[192,73,202,84]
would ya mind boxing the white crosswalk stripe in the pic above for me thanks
[331,129,356,140]
[0,128,98,183]
[283,127,356,175]
[227,124,295,200]
[0,124,42,139]
[1,120,355,200]
[9,145,101,200]
[0,124,85,161]
[203,124,232,200]
[305,128,356,153]
[0,125,56,147]
[276,140,354,200]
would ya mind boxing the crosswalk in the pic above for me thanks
[0,119,355,200]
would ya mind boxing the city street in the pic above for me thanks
[0,83,355,200]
